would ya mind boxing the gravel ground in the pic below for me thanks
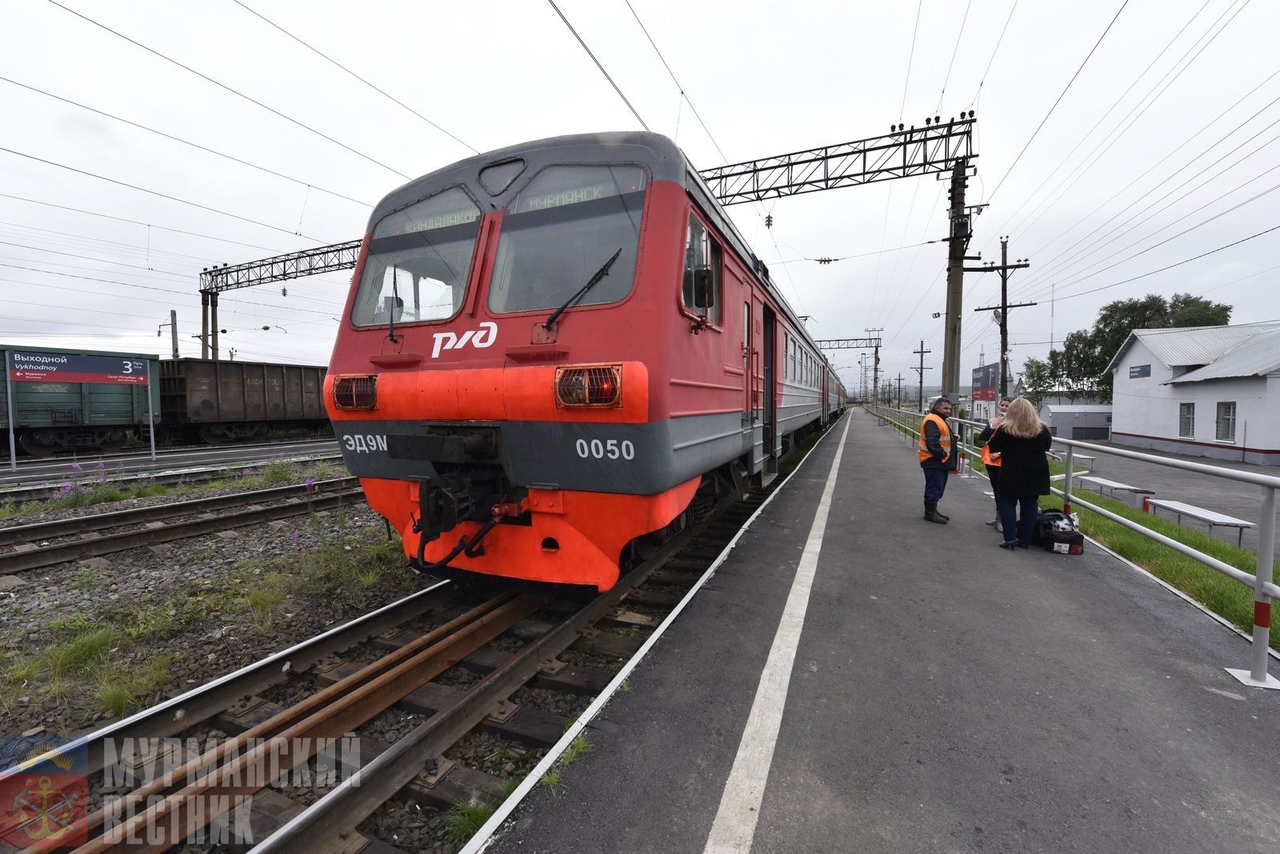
[0,461,419,738]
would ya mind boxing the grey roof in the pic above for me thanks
[1105,321,1280,374]
[1170,328,1280,383]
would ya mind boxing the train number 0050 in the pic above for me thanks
[575,438,635,460]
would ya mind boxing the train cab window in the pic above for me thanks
[683,215,722,327]
[352,187,482,327]
[489,165,646,314]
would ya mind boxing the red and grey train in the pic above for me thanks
[325,132,846,591]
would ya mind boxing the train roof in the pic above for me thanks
[369,131,823,361]
[371,131,687,222]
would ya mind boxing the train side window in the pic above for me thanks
[683,215,722,326]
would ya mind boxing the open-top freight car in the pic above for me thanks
[158,359,328,444]
[1,345,160,455]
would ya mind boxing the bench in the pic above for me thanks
[1051,451,1096,471]
[1145,498,1255,547]
[1075,475,1141,498]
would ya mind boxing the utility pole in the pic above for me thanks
[157,310,179,359]
[969,237,1032,397]
[912,340,932,410]
[896,374,903,410]
[941,160,982,399]
[865,327,883,402]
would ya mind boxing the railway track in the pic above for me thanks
[3,480,769,852]
[0,452,343,504]
[0,478,363,575]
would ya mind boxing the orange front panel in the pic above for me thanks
[362,475,700,591]
[325,362,650,425]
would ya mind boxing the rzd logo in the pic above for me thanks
[431,321,498,358]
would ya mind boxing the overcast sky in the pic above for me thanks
[2,0,1277,395]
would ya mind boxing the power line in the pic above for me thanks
[0,75,374,209]
[546,0,649,130]
[1051,221,1280,302]
[0,145,330,242]
[231,0,478,155]
[0,195,287,254]
[986,0,1130,203]
[46,0,410,179]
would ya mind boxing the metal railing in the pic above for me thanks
[867,403,1279,689]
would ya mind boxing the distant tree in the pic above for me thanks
[1167,293,1232,328]
[1041,293,1232,403]
[1021,357,1053,405]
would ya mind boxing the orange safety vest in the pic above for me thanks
[981,426,1002,467]
[917,413,952,464]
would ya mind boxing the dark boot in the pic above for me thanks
[936,508,951,521]
[924,504,948,524]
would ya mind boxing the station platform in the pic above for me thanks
[474,409,1280,853]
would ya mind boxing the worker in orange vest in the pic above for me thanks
[918,396,959,523]
[978,397,1013,532]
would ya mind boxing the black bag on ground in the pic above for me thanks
[1032,510,1084,555]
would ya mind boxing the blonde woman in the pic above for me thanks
[985,398,1053,549]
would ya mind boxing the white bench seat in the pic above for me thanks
[1145,498,1254,547]
[1075,475,1141,497]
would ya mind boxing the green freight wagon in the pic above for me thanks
[1,346,161,456]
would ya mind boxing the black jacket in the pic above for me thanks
[986,427,1053,496]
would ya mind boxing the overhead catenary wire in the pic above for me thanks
[231,0,478,156]
[984,0,1130,205]
[46,0,412,179]
[546,0,649,131]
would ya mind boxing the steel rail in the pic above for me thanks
[0,477,358,547]
[256,492,727,850]
[1,580,456,781]
[0,452,343,502]
[0,488,363,574]
[61,594,544,854]
[57,595,523,850]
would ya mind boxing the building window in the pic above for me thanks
[1178,402,1194,438]
[1215,401,1236,442]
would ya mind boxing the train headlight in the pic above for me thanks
[332,375,377,410]
[555,365,622,408]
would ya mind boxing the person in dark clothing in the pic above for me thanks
[917,396,959,523]
[978,397,1013,532]
[985,397,1053,549]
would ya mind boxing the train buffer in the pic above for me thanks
[1145,498,1255,547]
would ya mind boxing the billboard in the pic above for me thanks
[971,362,1000,402]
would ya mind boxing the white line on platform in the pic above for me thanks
[462,414,851,854]
[702,415,851,853]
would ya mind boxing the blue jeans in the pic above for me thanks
[996,494,1039,544]
[922,467,948,505]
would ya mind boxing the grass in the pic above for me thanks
[879,407,1277,650]
[93,654,174,717]
[540,768,562,793]
[560,734,592,764]
[1043,491,1279,651]
[443,795,496,842]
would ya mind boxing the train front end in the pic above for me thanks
[325,134,698,592]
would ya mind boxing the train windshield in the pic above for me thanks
[352,187,482,327]
[488,165,646,314]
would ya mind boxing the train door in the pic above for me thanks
[761,305,778,484]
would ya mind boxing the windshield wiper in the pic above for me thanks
[545,248,622,330]
[388,265,402,342]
